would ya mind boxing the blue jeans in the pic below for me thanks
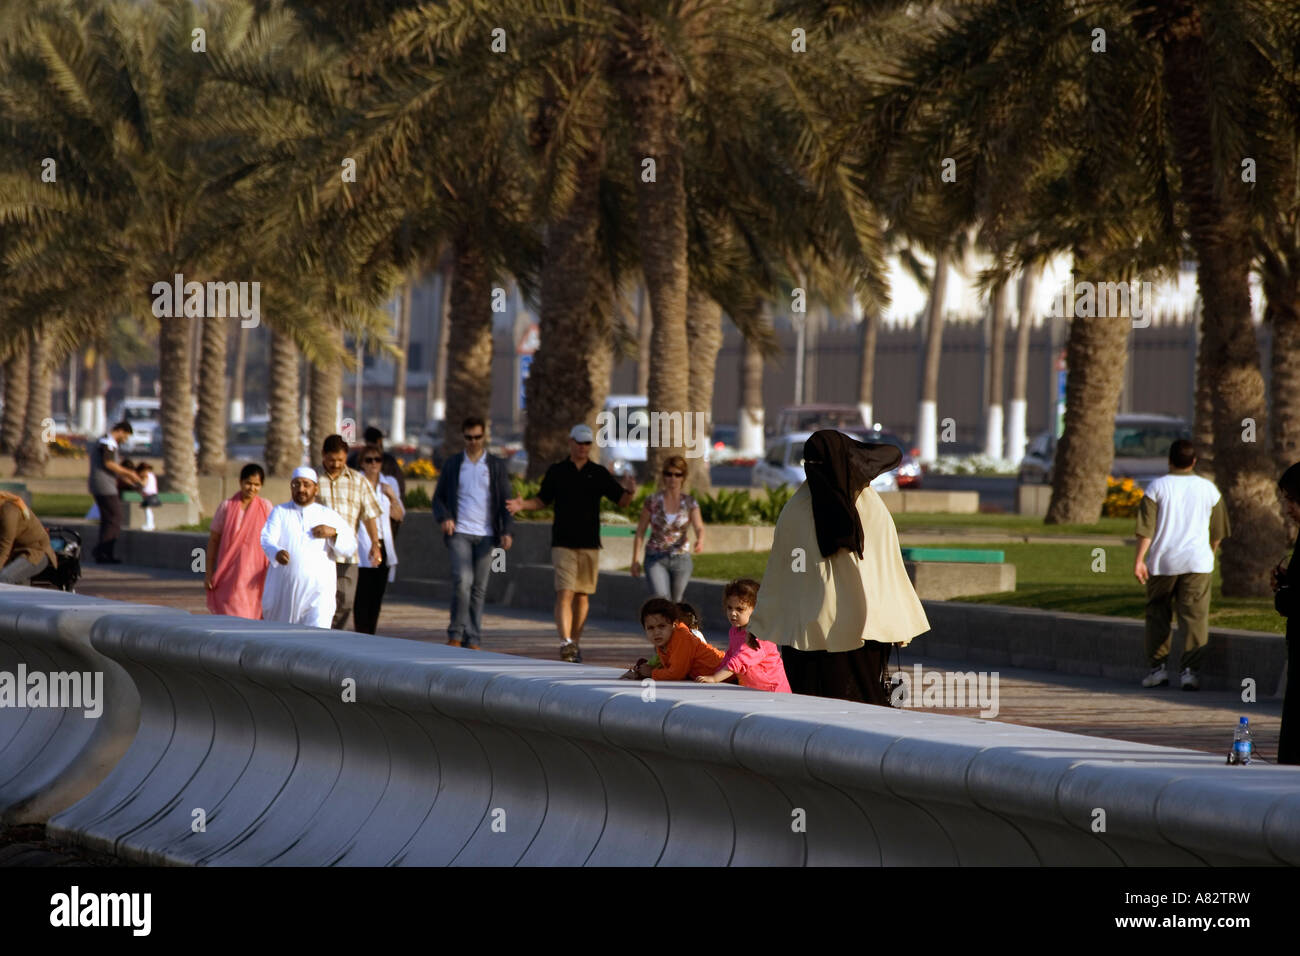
[644,551,692,602]
[448,533,495,646]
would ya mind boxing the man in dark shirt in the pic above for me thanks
[88,421,142,563]
[507,424,635,662]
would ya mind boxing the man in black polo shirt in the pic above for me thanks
[507,424,635,662]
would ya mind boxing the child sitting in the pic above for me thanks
[695,578,791,693]
[676,601,707,642]
[623,597,723,681]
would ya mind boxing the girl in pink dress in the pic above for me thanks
[695,578,791,692]
[205,463,272,619]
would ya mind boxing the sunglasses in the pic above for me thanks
[662,471,684,478]
[574,440,592,446]
[463,433,484,441]
[363,457,382,463]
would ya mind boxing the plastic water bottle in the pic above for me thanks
[1226,717,1253,766]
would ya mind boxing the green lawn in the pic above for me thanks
[32,493,93,517]
[890,513,1134,536]
[685,542,1284,635]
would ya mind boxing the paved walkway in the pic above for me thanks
[67,562,1284,761]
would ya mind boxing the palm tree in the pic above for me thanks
[1006,263,1040,466]
[0,343,28,456]
[982,278,1010,460]
[13,327,52,476]
[916,248,951,464]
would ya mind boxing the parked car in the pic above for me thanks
[601,394,650,480]
[108,398,162,454]
[771,404,869,437]
[844,427,923,489]
[416,420,445,465]
[1017,414,1191,488]
[226,417,308,465]
[753,430,900,493]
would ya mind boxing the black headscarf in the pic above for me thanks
[802,429,902,559]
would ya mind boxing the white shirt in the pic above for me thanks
[1144,474,1222,575]
[358,474,400,581]
[456,452,492,536]
[260,500,358,628]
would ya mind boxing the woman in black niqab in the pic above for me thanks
[779,430,904,705]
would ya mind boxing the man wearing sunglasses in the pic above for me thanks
[432,416,514,649]
[507,424,636,663]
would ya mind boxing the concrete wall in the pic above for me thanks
[3,586,1289,866]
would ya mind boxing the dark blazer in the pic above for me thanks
[432,451,514,543]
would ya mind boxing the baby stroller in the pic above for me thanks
[31,525,82,593]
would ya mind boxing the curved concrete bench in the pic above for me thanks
[0,585,179,824]
[35,602,1300,865]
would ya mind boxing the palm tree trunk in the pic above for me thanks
[1,341,29,454]
[1007,264,1039,464]
[916,250,951,463]
[309,324,343,466]
[264,329,302,476]
[230,322,248,424]
[615,18,691,477]
[984,279,1009,459]
[686,285,722,494]
[1157,6,1286,594]
[196,315,228,474]
[444,227,494,461]
[857,304,878,429]
[13,331,51,477]
[391,281,412,443]
[738,312,766,456]
[635,285,651,396]
[432,264,452,422]
[158,319,200,505]
[1045,251,1129,524]
[525,134,613,479]
[1264,259,1300,473]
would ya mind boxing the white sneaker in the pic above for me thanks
[1180,667,1200,691]
[1141,663,1168,688]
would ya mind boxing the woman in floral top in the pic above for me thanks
[630,455,706,601]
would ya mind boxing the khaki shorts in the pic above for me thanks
[553,547,600,595]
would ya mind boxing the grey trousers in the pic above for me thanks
[332,562,359,630]
[0,554,48,585]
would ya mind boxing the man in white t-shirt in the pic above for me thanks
[1133,440,1230,690]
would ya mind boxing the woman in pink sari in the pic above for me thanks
[205,464,272,618]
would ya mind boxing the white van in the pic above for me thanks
[108,398,162,454]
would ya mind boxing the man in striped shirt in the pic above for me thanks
[317,434,383,630]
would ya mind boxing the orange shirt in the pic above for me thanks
[651,623,725,681]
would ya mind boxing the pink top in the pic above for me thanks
[721,625,791,693]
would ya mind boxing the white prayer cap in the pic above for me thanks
[291,466,318,483]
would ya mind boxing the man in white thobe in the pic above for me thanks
[261,467,358,628]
